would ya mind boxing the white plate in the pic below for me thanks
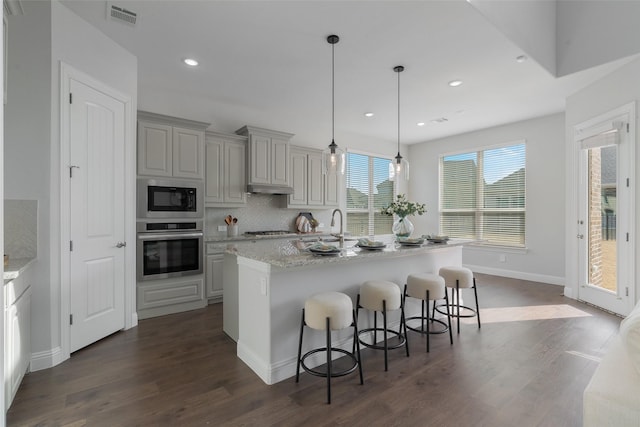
[426,238,448,244]
[397,238,425,246]
[356,244,385,250]
[308,245,341,254]
[309,248,341,256]
[398,241,423,246]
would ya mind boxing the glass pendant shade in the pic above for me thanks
[323,141,345,175]
[389,153,410,181]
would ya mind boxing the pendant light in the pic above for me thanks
[322,34,345,175]
[389,65,410,181]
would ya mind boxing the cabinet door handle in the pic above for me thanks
[116,242,127,248]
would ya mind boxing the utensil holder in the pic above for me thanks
[227,224,238,237]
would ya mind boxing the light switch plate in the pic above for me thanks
[218,225,227,232]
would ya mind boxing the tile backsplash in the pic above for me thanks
[205,193,336,235]
[5,199,38,259]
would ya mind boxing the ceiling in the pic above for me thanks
[61,0,633,150]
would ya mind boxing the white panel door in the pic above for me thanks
[69,78,126,353]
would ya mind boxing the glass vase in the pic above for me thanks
[392,216,414,238]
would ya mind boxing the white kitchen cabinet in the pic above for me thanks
[137,111,209,179]
[288,146,324,208]
[236,126,293,188]
[324,169,340,207]
[205,242,225,301]
[4,269,32,409]
[205,132,247,207]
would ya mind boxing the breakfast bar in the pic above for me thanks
[225,237,473,385]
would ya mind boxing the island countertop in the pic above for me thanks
[226,236,473,269]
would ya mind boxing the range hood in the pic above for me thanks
[247,183,294,195]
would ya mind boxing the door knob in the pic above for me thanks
[577,234,584,239]
[116,242,126,248]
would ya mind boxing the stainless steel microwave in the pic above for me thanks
[137,178,204,219]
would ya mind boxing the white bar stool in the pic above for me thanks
[295,291,364,404]
[404,273,453,352]
[356,280,409,371]
[436,266,481,334]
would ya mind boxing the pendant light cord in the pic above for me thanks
[397,66,400,155]
[332,39,335,143]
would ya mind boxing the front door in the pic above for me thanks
[576,104,635,316]
[69,77,126,353]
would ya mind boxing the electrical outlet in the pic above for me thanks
[499,254,506,263]
[218,225,227,232]
[318,223,325,228]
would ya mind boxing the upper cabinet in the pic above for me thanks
[137,111,209,179]
[205,131,247,207]
[235,126,294,190]
[288,146,323,207]
[287,145,340,208]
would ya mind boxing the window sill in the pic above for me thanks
[465,243,528,254]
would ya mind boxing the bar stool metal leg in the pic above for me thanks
[326,317,331,404]
[473,277,481,329]
[296,309,305,382]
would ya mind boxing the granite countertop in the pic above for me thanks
[226,236,472,269]
[205,232,331,243]
[4,257,37,285]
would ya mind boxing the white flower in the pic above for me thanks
[381,194,426,217]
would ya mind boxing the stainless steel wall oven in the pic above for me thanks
[136,220,204,281]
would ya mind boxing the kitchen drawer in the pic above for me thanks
[206,243,227,255]
[137,276,206,320]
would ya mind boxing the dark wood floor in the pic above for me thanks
[7,274,621,427]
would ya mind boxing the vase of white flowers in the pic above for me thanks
[380,194,426,238]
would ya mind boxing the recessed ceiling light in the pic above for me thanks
[516,55,528,63]
[448,80,463,87]
[183,58,199,67]
[417,122,425,127]
[364,112,374,117]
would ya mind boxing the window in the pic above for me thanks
[440,142,526,247]
[346,152,394,236]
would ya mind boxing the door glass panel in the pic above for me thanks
[587,145,617,292]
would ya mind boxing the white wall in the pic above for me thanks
[4,0,53,360]
[557,1,640,77]
[5,1,137,370]
[565,55,640,304]
[408,113,565,285]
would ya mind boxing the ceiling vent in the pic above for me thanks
[107,3,138,26]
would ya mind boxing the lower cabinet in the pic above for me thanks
[4,272,32,409]
[206,253,224,301]
[137,276,206,320]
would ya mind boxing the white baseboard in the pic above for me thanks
[464,264,565,286]
[30,346,66,372]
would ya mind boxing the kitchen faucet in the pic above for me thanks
[330,208,344,246]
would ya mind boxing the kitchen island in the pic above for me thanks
[224,237,473,385]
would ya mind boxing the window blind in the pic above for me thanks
[346,152,394,236]
[440,143,526,247]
